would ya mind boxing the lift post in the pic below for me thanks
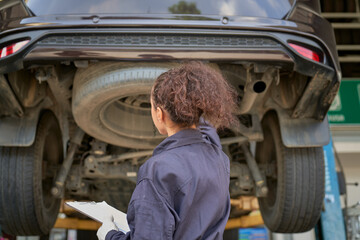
[318,137,346,240]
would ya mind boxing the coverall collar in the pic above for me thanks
[153,128,205,156]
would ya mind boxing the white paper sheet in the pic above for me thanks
[65,201,130,233]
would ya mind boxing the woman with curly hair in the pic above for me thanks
[97,62,238,240]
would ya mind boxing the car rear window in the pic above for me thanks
[25,0,294,19]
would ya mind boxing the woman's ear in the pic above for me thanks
[156,107,164,123]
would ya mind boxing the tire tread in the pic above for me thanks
[0,112,62,236]
[257,112,325,233]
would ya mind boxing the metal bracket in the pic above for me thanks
[36,67,72,114]
[234,115,264,141]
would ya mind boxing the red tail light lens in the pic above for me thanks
[289,43,322,63]
[0,40,30,59]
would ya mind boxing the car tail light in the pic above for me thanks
[0,40,30,59]
[288,43,322,63]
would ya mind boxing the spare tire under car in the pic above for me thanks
[72,62,181,149]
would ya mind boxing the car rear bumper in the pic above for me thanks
[0,28,335,77]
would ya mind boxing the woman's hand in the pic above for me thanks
[97,215,118,240]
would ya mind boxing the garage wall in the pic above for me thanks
[337,152,360,207]
[332,128,360,207]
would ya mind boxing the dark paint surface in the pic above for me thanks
[25,0,294,18]
[0,0,339,76]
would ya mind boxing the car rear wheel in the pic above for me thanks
[256,112,325,233]
[0,111,63,235]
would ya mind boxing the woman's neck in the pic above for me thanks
[167,124,197,137]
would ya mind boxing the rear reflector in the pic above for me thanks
[0,40,30,59]
[289,43,321,62]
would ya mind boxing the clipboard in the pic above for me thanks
[65,201,130,233]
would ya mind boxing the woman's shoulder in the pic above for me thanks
[137,152,191,200]
[138,151,184,180]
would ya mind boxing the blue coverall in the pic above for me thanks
[106,123,231,240]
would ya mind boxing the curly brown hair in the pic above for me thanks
[151,61,238,129]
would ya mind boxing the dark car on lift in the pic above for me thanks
[0,0,340,236]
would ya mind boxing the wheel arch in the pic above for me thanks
[262,108,330,147]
